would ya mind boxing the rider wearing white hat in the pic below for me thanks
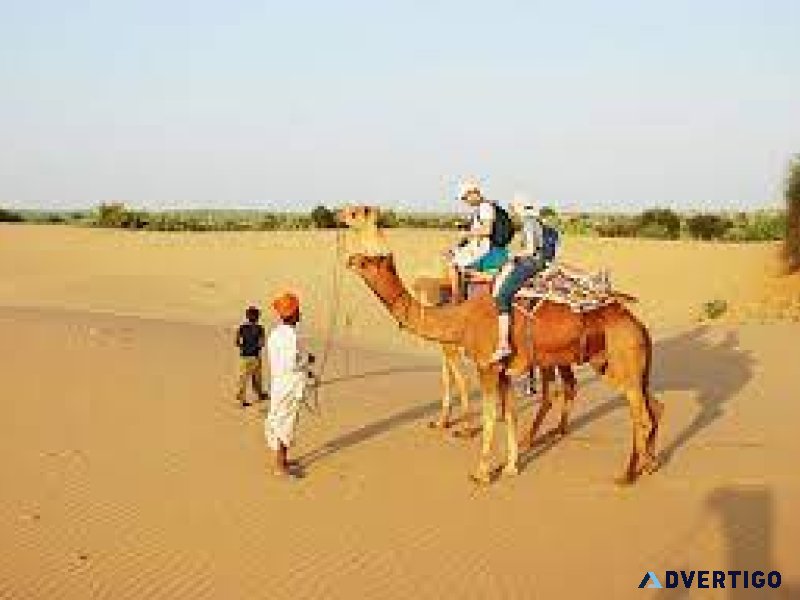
[446,178,510,302]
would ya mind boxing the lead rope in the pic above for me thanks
[304,227,347,415]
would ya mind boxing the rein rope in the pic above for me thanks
[304,227,349,415]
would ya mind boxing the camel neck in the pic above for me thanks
[363,262,465,345]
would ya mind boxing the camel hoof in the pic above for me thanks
[614,474,636,486]
[454,424,481,439]
[614,466,644,486]
[502,464,519,477]
[469,468,492,486]
[642,456,661,475]
[427,419,450,430]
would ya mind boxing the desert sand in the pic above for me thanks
[1,223,799,599]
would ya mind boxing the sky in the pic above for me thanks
[1,0,799,212]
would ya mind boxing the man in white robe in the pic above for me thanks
[266,292,312,476]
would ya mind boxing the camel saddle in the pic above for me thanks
[460,262,624,313]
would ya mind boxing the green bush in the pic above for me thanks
[595,215,639,238]
[95,203,148,229]
[686,214,733,240]
[539,206,557,219]
[786,156,800,270]
[0,208,24,223]
[702,299,728,320]
[310,205,337,229]
[723,212,785,242]
[556,214,592,236]
[377,209,399,228]
[637,208,681,240]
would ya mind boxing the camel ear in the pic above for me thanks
[346,254,366,269]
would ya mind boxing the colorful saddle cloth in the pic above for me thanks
[515,263,618,312]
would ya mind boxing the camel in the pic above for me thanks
[338,205,578,438]
[412,276,578,441]
[346,252,662,485]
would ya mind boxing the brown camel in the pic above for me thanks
[346,252,662,485]
[337,205,578,439]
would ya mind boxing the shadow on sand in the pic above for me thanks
[520,326,755,470]
[318,364,441,387]
[655,486,797,599]
[298,399,442,467]
[302,326,756,472]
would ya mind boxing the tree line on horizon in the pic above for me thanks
[2,156,798,267]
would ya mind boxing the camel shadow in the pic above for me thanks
[519,326,755,470]
[298,399,441,467]
[301,326,755,473]
[655,486,798,598]
[319,364,441,387]
[651,327,754,466]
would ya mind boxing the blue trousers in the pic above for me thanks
[493,255,547,314]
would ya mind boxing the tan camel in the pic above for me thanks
[412,276,578,440]
[338,205,578,437]
[346,252,662,485]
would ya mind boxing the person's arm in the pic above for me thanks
[465,203,494,238]
[235,325,242,348]
[257,326,265,351]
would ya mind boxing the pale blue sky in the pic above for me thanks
[2,0,798,211]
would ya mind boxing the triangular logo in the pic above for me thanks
[638,571,663,589]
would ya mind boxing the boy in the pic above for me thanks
[266,292,314,476]
[445,178,511,302]
[235,306,266,407]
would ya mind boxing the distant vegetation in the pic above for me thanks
[785,156,800,270]
[702,299,728,320]
[0,202,787,243]
[0,208,24,223]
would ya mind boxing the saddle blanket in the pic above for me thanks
[515,263,618,313]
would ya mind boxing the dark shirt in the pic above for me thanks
[237,323,265,357]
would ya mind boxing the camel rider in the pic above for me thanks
[489,193,552,363]
[445,178,511,303]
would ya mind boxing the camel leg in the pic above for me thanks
[555,365,577,436]
[528,366,554,447]
[445,345,469,417]
[430,345,454,429]
[500,374,519,477]
[615,386,653,484]
[472,367,500,484]
[644,394,663,473]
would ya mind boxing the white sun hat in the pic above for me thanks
[511,192,538,217]
[457,177,483,200]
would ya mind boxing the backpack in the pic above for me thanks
[489,202,515,247]
[540,220,560,261]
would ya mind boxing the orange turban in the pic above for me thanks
[272,292,300,318]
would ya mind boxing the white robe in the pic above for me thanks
[265,324,306,450]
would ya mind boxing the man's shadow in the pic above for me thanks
[521,326,755,469]
[656,486,798,599]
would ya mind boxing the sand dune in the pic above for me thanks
[0,225,798,598]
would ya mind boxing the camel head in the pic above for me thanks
[336,205,380,229]
[346,252,399,293]
[337,205,390,257]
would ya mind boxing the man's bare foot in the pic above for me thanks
[272,466,290,477]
